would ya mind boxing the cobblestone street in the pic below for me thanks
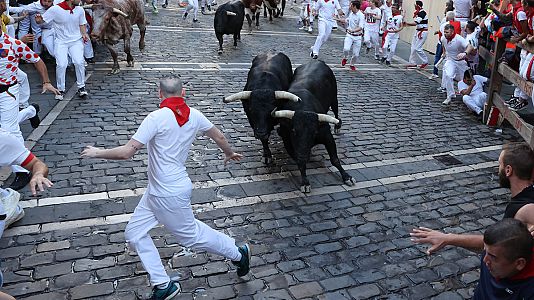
[0,2,525,299]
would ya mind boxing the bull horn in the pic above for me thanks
[226,11,237,16]
[82,4,93,8]
[223,91,252,103]
[112,8,129,17]
[274,91,300,102]
[317,113,339,125]
[272,110,295,119]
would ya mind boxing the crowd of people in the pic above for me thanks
[0,0,533,300]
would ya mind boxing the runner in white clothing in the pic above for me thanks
[81,76,251,300]
[310,0,344,59]
[341,0,365,70]
[458,70,488,117]
[35,0,89,100]
[363,0,381,59]
[380,4,402,66]
[453,0,472,34]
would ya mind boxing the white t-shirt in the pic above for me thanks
[453,0,472,19]
[346,10,365,34]
[379,4,392,29]
[42,4,87,43]
[441,34,468,61]
[458,75,488,95]
[364,7,381,31]
[132,107,214,197]
[314,0,341,23]
[386,14,403,33]
[0,129,32,167]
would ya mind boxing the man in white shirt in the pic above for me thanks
[380,3,402,66]
[441,24,474,105]
[453,0,472,34]
[81,76,251,300]
[378,0,391,54]
[363,0,381,59]
[36,0,89,100]
[341,0,365,70]
[310,0,344,59]
[458,69,488,118]
[465,21,481,73]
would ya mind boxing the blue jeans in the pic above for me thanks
[433,43,443,75]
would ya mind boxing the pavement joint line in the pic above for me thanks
[17,144,502,209]
[4,160,499,237]
[92,67,419,72]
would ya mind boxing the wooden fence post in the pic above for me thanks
[484,38,506,124]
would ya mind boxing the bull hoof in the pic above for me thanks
[256,25,260,30]
[109,68,120,75]
[263,156,273,165]
[217,49,223,55]
[344,177,355,186]
[127,61,134,67]
[234,45,238,49]
[269,20,273,24]
[334,127,341,134]
[300,185,311,193]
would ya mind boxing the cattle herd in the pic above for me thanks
[88,0,351,192]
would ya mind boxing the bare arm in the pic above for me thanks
[410,227,485,255]
[81,139,144,160]
[204,126,243,165]
[22,156,53,196]
[33,59,59,95]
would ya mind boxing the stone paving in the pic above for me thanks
[0,2,526,299]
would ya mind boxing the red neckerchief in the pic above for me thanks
[446,31,456,43]
[160,97,190,126]
[58,1,74,14]
[392,11,400,16]
[509,249,534,281]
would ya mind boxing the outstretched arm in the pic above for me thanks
[205,126,243,165]
[23,156,53,196]
[410,227,484,255]
[81,139,144,160]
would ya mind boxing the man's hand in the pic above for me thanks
[410,227,450,255]
[82,33,90,43]
[29,173,53,196]
[20,33,34,44]
[223,152,243,165]
[41,82,59,95]
[35,13,43,24]
[20,11,29,18]
[456,52,467,60]
[81,145,102,158]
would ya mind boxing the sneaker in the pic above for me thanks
[232,244,251,276]
[149,281,181,300]
[55,91,65,100]
[298,26,306,30]
[428,74,439,79]
[207,4,211,10]
[29,103,40,128]
[85,57,95,64]
[341,58,347,66]
[385,61,391,66]
[380,57,386,63]
[510,98,529,111]
[193,18,199,23]
[77,87,88,97]
[161,3,167,7]
[419,63,428,69]
[9,172,31,191]
[350,65,356,71]
[1,188,20,222]
[443,96,453,105]
[374,55,380,61]
[182,12,188,19]
[505,96,520,105]
[152,6,159,13]
[308,27,312,33]
[312,54,318,59]
[5,204,24,228]
[437,87,446,93]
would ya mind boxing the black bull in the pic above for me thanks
[273,60,353,193]
[223,51,297,164]
[214,0,245,54]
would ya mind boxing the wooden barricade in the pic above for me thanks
[480,38,534,147]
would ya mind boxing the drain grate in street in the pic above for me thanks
[433,154,463,166]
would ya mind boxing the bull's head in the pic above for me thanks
[272,110,338,164]
[223,90,300,141]
[85,4,128,42]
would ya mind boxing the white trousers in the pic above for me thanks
[125,183,241,286]
[312,19,333,56]
[364,29,380,56]
[42,29,55,57]
[55,39,85,91]
[514,50,531,100]
[16,69,30,109]
[442,59,468,98]
[409,30,428,65]
[0,84,27,173]
[463,92,487,114]
[343,34,362,65]
[18,105,36,124]
[383,33,399,62]
[185,0,199,19]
